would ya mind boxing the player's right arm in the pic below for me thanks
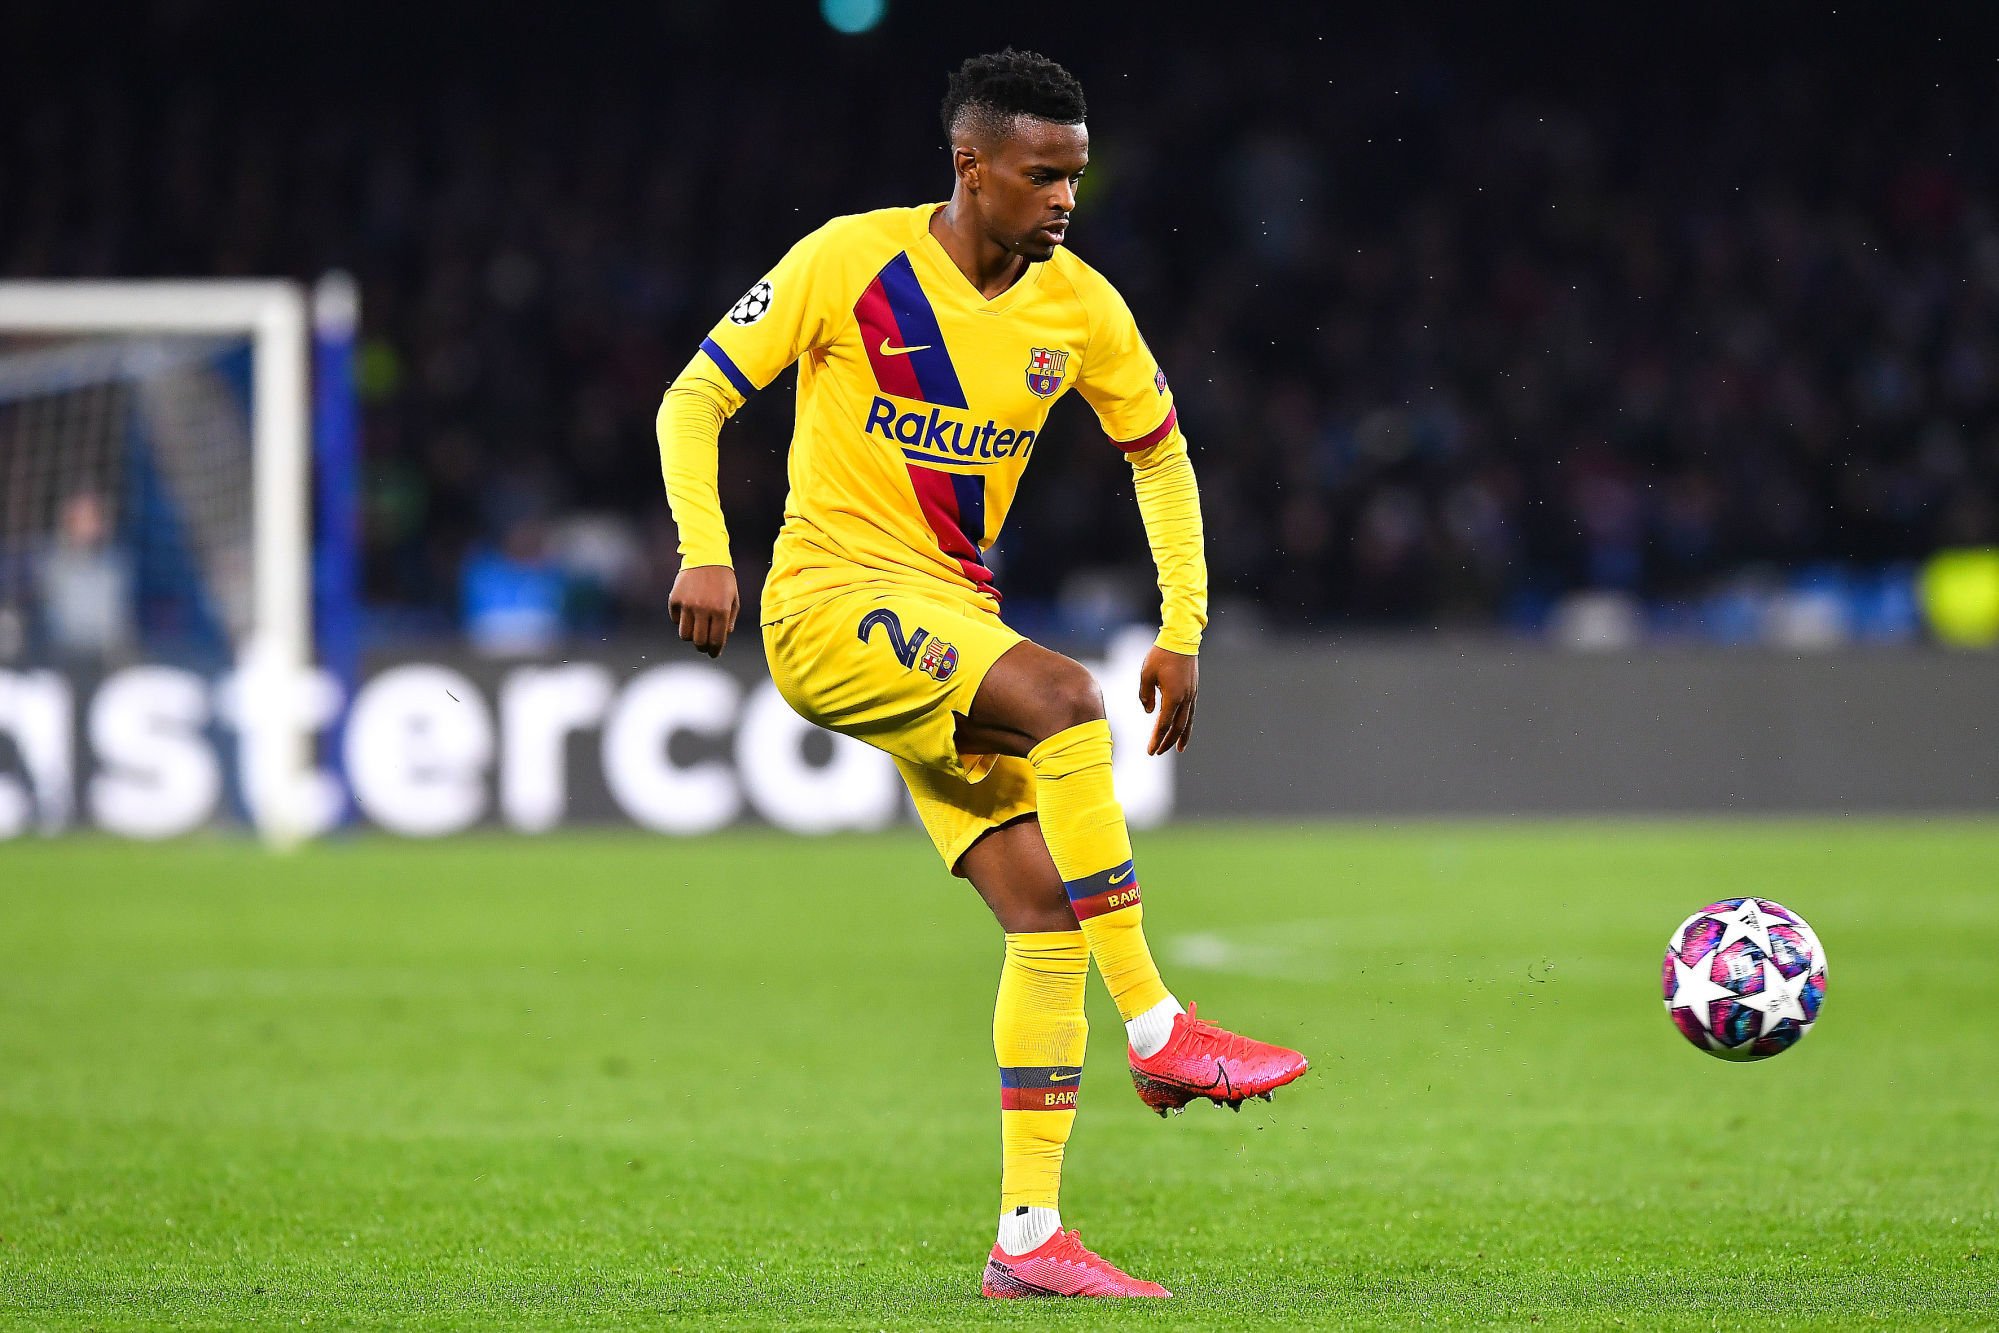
[658,222,848,655]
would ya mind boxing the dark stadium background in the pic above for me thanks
[6,7,1999,1328]
[9,0,1997,647]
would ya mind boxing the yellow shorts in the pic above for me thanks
[762,585,1038,872]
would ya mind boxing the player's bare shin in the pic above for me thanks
[959,817,1080,933]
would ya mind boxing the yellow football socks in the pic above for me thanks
[994,930,1088,1212]
[1027,720,1172,1021]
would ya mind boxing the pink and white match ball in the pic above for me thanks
[1662,897,1827,1061]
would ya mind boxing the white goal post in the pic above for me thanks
[0,280,319,845]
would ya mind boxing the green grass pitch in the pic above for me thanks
[2,821,1996,1329]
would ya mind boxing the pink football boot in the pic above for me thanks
[1128,1003,1309,1115]
[980,1230,1172,1299]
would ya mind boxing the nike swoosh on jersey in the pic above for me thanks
[878,338,932,357]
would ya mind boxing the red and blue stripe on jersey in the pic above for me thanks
[906,466,992,594]
[855,253,992,595]
[855,253,968,408]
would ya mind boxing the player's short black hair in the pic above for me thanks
[940,49,1086,146]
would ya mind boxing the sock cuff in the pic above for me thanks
[998,1204,1063,1246]
[1003,930,1089,970]
[1026,719,1114,776]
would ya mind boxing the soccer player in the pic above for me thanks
[657,48,1306,1299]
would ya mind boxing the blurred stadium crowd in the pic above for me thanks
[6,3,1997,647]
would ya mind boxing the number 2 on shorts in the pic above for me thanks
[858,607,930,668]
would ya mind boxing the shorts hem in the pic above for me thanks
[943,632,1011,785]
[943,809,1040,877]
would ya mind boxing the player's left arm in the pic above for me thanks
[1074,282,1208,755]
[1127,433,1204,754]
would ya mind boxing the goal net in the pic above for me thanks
[0,280,346,844]
[0,332,259,662]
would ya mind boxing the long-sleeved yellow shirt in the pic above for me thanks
[658,204,1207,654]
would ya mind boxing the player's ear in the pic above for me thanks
[953,144,981,192]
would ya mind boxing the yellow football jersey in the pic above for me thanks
[660,203,1204,648]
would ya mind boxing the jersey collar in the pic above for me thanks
[911,204,1047,315]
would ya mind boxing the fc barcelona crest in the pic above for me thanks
[918,635,959,682]
[1025,347,1069,398]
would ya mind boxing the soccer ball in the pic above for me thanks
[1661,897,1826,1061]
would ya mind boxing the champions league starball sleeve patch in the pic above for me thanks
[727,280,774,325]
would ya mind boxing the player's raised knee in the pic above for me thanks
[1036,661,1105,738]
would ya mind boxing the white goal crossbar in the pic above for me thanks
[0,280,314,845]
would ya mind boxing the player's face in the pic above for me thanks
[979,118,1089,263]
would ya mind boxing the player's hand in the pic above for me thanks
[668,565,739,658]
[1137,645,1198,755]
